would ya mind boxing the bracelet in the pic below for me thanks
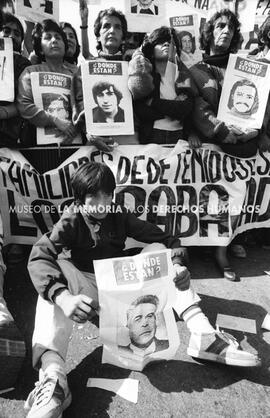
[80,25,88,29]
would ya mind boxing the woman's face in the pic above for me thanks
[98,15,123,54]
[63,26,77,58]
[41,30,65,60]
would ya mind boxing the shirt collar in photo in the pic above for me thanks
[137,4,157,14]
[130,340,156,356]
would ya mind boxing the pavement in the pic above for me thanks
[0,244,269,418]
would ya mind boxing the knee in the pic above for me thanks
[141,243,166,253]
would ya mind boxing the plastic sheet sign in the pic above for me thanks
[15,0,59,23]
[94,249,180,371]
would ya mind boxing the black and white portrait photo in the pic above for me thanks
[92,81,125,123]
[130,0,159,15]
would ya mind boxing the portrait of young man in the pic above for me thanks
[92,81,125,123]
[227,78,259,117]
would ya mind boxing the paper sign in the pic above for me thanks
[15,0,59,23]
[217,54,270,130]
[169,14,202,68]
[87,378,139,403]
[94,249,180,371]
[0,37,14,102]
[31,72,82,145]
[81,60,134,136]
[216,314,257,334]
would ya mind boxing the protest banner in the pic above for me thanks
[15,0,59,23]
[30,72,82,145]
[0,142,270,248]
[169,14,202,67]
[217,54,270,130]
[94,249,180,371]
[125,0,166,33]
[0,37,14,102]
[81,60,134,136]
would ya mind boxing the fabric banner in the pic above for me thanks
[15,0,59,23]
[81,60,134,136]
[217,54,270,130]
[94,249,179,371]
[0,37,14,103]
[31,72,82,145]
[0,142,270,247]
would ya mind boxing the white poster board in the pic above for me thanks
[217,54,270,130]
[81,60,134,136]
[15,0,59,23]
[31,72,82,145]
[0,37,14,103]
[94,249,180,371]
[125,0,166,33]
[169,14,202,68]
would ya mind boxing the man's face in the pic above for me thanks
[1,21,22,52]
[96,86,118,115]
[212,16,235,53]
[233,84,256,114]
[138,0,153,6]
[128,303,157,348]
[83,191,113,220]
[47,99,68,120]
[98,15,123,54]
[181,34,192,54]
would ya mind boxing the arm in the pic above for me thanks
[28,215,75,302]
[128,50,155,100]
[79,0,93,60]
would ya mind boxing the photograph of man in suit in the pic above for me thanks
[92,81,125,123]
[131,0,158,15]
[119,294,169,356]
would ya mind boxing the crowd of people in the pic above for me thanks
[0,2,270,417]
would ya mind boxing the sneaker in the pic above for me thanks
[25,374,72,418]
[230,244,247,259]
[187,330,261,367]
[261,313,270,331]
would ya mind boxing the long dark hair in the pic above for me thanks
[60,21,80,64]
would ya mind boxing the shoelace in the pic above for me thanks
[216,326,239,348]
[31,377,56,407]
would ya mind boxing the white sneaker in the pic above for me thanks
[187,329,261,367]
[261,313,270,331]
[25,374,71,418]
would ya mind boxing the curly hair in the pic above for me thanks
[199,9,241,55]
[257,16,270,50]
[92,82,123,105]
[94,7,128,52]
[32,19,68,60]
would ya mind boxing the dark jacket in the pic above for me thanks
[28,203,183,302]
[92,106,125,123]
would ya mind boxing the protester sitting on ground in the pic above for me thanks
[29,21,80,71]
[17,19,78,146]
[187,9,259,281]
[24,161,260,418]
[73,7,139,149]
[0,12,30,147]
[127,26,194,144]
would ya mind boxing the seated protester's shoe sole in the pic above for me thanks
[187,330,261,368]
[223,267,240,282]
[25,374,72,418]
[229,244,247,259]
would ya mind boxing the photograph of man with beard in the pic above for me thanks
[44,93,71,135]
[92,81,125,123]
[118,294,169,356]
[227,78,259,118]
